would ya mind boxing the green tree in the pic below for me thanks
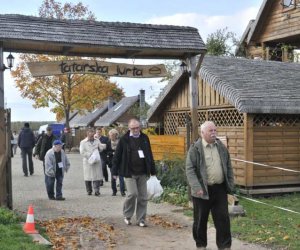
[206,27,239,56]
[12,0,124,127]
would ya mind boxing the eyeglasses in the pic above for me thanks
[129,127,140,130]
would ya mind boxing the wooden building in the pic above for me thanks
[238,0,300,62]
[148,56,300,194]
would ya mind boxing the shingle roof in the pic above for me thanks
[201,56,300,113]
[69,112,87,128]
[0,14,206,59]
[59,110,78,124]
[74,100,113,127]
[95,96,139,126]
[148,56,300,121]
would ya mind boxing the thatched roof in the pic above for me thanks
[148,56,300,121]
[0,14,206,59]
[95,96,139,126]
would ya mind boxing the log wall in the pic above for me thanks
[257,1,300,43]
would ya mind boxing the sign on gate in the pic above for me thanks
[27,60,167,78]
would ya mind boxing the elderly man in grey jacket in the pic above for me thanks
[186,121,234,250]
[45,139,70,200]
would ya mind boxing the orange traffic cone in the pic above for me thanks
[23,205,38,234]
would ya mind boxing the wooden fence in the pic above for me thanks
[148,135,186,161]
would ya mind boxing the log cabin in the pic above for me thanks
[238,0,300,62]
[147,56,300,194]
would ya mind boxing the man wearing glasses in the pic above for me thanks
[112,118,156,227]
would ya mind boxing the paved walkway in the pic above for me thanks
[12,151,270,249]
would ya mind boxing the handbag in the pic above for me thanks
[88,150,101,165]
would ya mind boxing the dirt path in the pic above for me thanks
[12,152,269,249]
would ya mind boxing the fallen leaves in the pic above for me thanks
[37,216,117,249]
[148,215,183,229]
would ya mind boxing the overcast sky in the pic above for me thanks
[2,0,264,121]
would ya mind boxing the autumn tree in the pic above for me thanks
[12,0,124,127]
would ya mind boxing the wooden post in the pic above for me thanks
[244,113,254,187]
[0,44,8,207]
[266,47,270,61]
[0,43,4,108]
[188,56,199,142]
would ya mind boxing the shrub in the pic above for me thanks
[0,208,19,225]
[156,158,187,188]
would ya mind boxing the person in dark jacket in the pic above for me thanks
[94,127,109,185]
[34,126,57,173]
[107,128,125,196]
[112,118,156,227]
[18,122,35,176]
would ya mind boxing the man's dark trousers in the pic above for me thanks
[21,147,34,175]
[192,183,231,249]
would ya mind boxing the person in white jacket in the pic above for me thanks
[44,139,70,200]
[80,128,106,196]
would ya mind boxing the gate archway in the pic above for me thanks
[0,13,206,207]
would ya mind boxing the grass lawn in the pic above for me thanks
[0,207,48,250]
[231,193,300,250]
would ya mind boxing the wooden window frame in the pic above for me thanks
[281,0,296,12]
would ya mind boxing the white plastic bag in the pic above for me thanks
[88,150,100,165]
[147,176,163,200]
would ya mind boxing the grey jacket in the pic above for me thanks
[186,138,234,199]
[44,148,70,177]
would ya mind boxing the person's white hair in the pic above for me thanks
[200,121,216,132]
[108,128,119,137]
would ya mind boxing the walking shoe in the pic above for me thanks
[87,192,92,195]
[95,191,100,196]
[24,174,28,177]
[56,197,66,201]
[49,197,56,200]
[121,192,126,197]
[112,193,117,196]
[124,217,131,225]
[137,220,146,227]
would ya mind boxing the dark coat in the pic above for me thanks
[112,131,156,177]
[34,134,57,161]
[99,135,109,163]
[18,127,35,149]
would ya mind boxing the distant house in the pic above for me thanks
[71,98,115,128]
[94,89,146,127]
[238,0,300,62]
[148,56,300,194]
[59,110,78,126]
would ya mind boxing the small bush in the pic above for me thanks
[156,158,187,188]
[156,186,189,206]
[0,208,19,225]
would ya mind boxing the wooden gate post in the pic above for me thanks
[188,56,199,142]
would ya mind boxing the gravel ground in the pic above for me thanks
[12,151,270,250]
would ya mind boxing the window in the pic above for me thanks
[281,0,295,10]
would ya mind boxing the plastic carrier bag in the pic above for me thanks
[88,150,101,165]
[147,176,163,200]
